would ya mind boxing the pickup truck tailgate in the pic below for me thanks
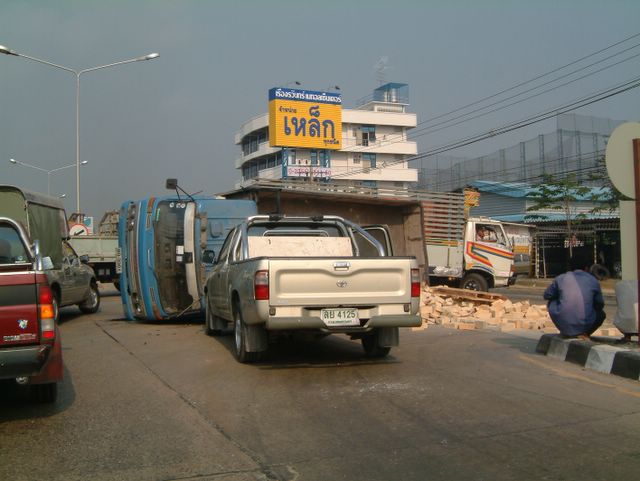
[268,258,413,306]
[0,271,40,346]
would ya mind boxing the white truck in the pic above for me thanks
[425,215,516,291]
[204,215,421,362]
[68,211,120,289]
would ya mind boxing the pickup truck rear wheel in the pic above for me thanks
[79,282,100,314]
[233,308,262,363]
[362,330,391,358]
[52,292,60,324]
[33,382,57,403]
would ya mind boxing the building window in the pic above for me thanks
[363,153,376,168]
[360,125,376,146]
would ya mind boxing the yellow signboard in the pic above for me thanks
[269,88,342,150]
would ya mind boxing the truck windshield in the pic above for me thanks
[0,224,29,265]
[153,201,194,314]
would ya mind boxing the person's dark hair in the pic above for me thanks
[569,252,590,271]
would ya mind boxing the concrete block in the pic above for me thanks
[565,340,595,366]
[585,345,622,373]
[611,351,640,380]
[536,334,556,354]
[547,336,570,359]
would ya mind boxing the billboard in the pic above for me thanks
[269,87,342,150]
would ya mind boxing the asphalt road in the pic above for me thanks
[1,286,639,481]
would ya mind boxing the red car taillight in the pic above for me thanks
[411,268,421,298]
[254,270,269,301]
[39,283,56,342]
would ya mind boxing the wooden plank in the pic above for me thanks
[430,285,508,304]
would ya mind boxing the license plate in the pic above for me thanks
[321,308,359,327]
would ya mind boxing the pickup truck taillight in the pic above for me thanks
[38,283,56,342]
[411,269,421,298]
[254,270,269,301]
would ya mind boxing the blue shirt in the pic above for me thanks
[543,270,605,336]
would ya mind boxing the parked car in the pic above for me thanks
[0,185,100,321]
[0,217,63,402]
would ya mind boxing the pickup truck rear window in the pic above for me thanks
[0,224,29,265]
[248,223,342,238]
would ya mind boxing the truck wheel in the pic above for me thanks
[52,292,60,324]
[233,308,261,363]
[461,273,488,292]
[33,383,58,403]
[362,330,391,358]
[205,296,224,336]
[79,283,101,314]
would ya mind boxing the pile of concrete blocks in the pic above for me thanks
[416,284,618,337]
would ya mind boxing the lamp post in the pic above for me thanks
[9,158,87,195]
[0,45,159,214]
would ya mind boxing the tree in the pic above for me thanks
[524,173,593,257]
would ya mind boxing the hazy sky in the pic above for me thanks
[1,0,639,220]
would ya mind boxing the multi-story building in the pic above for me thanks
[235,83,418,189]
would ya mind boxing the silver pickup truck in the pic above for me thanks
[204,215,421,362]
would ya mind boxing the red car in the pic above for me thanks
[0,217,63,403]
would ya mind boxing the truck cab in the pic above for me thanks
[462,218,515,291]
[119,195,257,321]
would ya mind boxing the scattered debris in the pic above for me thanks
[415,284,617,338]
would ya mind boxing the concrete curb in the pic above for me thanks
[536,334,640,381]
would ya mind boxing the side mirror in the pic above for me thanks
[79,254,90,264]
[202,249,216,264]
[42,256,54,271]
[166,178,178,190]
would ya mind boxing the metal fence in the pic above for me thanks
[415,113,626,191]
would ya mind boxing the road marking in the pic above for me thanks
[520,354,640,398]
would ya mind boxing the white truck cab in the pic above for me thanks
[427,217,516,291]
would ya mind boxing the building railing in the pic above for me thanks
[238,178,464,204]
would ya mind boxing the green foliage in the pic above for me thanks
[524,169,619,256]
[525,173,591,221]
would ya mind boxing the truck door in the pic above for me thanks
[469,222,513,280]
[184,202,201,305]
[209,228,237,319]
[61,241,86,304]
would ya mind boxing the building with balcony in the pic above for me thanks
[234,83,418,189]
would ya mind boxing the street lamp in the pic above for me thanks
[9,158,88,195]
[0,45,159,214]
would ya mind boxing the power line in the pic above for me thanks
[415,32,640,127]
[330,75,640,180]
[408,48,640,140]
[339,33,640,168]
